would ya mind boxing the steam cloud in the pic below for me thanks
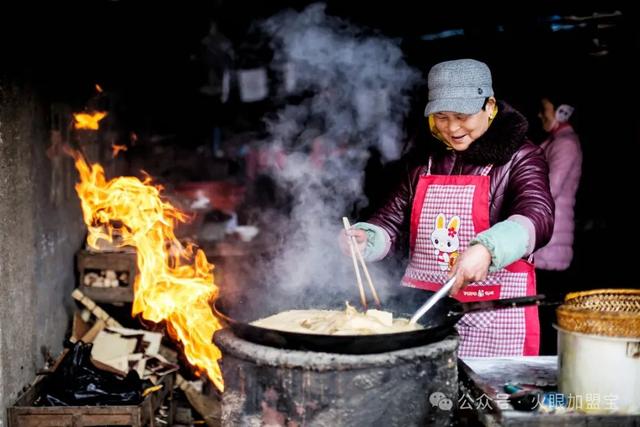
[254,3,420,302]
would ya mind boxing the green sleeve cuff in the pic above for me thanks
[470,220,528,271]
[353,222,391,262]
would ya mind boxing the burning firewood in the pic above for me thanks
[70,150,224,391]
[71,289,217,424]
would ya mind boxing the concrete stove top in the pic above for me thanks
[459,356,640,426]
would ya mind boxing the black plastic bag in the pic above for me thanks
[36,341,147,406]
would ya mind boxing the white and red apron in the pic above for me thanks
[402,158,539,357]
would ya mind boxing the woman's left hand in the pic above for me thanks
[448,244,492,295]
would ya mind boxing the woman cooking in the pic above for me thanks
[343,59,554,357]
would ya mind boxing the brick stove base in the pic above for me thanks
[214,329,459,426]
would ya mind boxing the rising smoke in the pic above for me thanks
[255,3,420,302]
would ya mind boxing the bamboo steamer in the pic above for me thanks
[556,289,640,414]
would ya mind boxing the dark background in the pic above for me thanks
[1,0,638,291]
[2,1,633,130]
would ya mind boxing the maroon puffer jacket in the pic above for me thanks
[368,101,554,254]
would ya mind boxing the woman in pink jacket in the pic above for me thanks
[534,94,582,354]
[535,97,582,270]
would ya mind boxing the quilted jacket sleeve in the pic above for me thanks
[504,143,555,251]
[546,133,582,199]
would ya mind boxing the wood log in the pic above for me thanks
[71,289,203,410]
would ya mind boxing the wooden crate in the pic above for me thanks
[76,250,137,303]
[7,370,174,427]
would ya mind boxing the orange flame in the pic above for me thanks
[71,151,224,391]
[111,143,128,158]
[95,84,103,93]
[73,111,107,130]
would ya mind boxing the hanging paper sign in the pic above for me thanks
[221,70,231,103]
[238,68,268,102]
[284,62,297,94]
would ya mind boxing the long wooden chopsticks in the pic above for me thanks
[342,217,381,309]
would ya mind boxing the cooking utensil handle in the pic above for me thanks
[410,276,456,324]
[460,295,546,314]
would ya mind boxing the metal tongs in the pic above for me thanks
[409,276,456,324]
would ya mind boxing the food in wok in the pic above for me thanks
[251,302,423,335]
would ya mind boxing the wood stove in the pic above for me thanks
[214,329,459,426]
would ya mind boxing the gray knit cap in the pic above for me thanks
[424,59,494,116]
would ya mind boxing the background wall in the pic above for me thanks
[0,83,85,420]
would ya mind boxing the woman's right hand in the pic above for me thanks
[338,227,368,256]
[448,244,492,295]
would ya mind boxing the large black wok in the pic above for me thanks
[213,286,546,354]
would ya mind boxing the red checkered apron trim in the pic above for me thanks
[402,157,539,357]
